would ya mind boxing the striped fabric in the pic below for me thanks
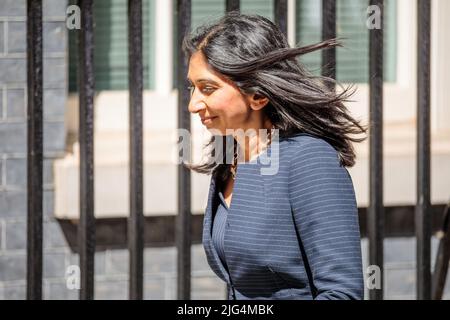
[203,133,364,300]
[211,191,230,270]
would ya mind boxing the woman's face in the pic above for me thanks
[187,51,267,135]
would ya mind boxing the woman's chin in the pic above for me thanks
[205,126,225,136]
[203,122,242,136]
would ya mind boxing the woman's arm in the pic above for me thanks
[288,138,364,300]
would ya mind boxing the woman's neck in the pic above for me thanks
[234,118,273,163]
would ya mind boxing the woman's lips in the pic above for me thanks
[201,116,218,124]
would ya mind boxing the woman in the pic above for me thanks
[183,12,367,300]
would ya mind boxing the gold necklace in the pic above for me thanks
[230,126,274,180]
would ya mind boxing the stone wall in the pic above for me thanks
[0,0,224,300]
[0,0,448,300]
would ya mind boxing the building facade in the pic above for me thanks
[0,0,449,299]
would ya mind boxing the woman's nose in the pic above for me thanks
[188,99,206,114]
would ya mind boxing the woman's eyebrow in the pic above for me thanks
[186,77,219,85]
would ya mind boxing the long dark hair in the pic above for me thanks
[182,11,367,185]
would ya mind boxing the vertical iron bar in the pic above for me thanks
[432,201,450,300]
[26,0,43,300]
[176,0,192,300]
[416,0,431,300]
[274,0,288,37]
[226,0,240,12]
[368,0,384,301]
[321,0,336,88]
[128,0,144,300]
[77,0,95,300]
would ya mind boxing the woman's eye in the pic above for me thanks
[202,86,215,94]
[186,85,215,96]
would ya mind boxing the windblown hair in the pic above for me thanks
[182,11,367,185]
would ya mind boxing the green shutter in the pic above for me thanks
[69,1,397,91]
[69,0,155,92]
[241,0,273,20]
[191,0,225,29]
[172,0,225,89]
[172,0,274,89]
[296,0,397,83]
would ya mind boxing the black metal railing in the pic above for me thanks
[368,0,384,301]
[432,200,450,299]
[77,0,95,300]
[25,0,442,300]
[26,0,43,301]
[128,0,145,300]
[176,0,192,301]
[416,0,432,300]
[321,0,336,87]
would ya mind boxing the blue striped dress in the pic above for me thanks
[212,191,229,271]
[203,133,364,300]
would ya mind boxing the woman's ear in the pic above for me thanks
[249,93,269,111]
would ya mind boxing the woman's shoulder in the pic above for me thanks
[282,133,338,159]
[282,134,349,184]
